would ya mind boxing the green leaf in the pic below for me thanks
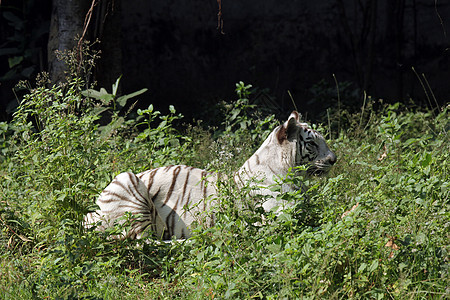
[229,109,240,122]
[404,138,417,146]
[99,117,124,137]
[112,75,122,96]
[158,120,167,129]
[398,263,407,271]
[421,153,432,167]
[278,212,293,222]
[267,243,282,253]
[8,56,23,68]
[414,198,424,205]
[368,259,378,273]
[82,88,114,104]
[358,262,367,273]
[89,106,110,116]
[415,232,427,245]
[116,88,148,108]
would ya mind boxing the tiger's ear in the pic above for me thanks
[277,112,300,144]
[289,111,301,122]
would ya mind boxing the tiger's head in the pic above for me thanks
[276,111,336,176]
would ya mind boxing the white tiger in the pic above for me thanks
[85,111,336,240]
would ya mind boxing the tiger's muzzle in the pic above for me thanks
[307,152,337,176]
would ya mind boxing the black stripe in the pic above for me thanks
[107,176,147,207]
[142,168,159,191]
[164,165,174,171]
[163,166,181,206]
[246,160,252,173]
[98,190,130,203]
[126,173,148,207]
[179,167,192,207]
[268,165,277,175]
[184,190,192,207]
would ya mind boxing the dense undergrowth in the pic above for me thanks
[0,72,448,299]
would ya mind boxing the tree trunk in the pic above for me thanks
[48,0,90,83]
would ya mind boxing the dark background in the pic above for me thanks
[1,0,449,122]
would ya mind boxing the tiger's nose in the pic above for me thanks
[327,152,337,165]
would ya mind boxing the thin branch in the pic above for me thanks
[421,73,440,110]
[412,67,436,117]
[435,0,447,38]
[333,74,341,135]
[217,0,224,34]
[77,0,98,72]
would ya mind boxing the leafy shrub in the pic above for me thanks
[205,81,276,172]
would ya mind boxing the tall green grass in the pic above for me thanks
[0,76,448,299]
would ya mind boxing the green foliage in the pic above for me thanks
[0,1,48,81]
[0,71,448,299]
[223,81,275,141]
[133,104,193,169]
[54,39,101,87]
[205,81,276,172]
[82,75,148,115]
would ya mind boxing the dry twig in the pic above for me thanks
[217,0,224,34]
